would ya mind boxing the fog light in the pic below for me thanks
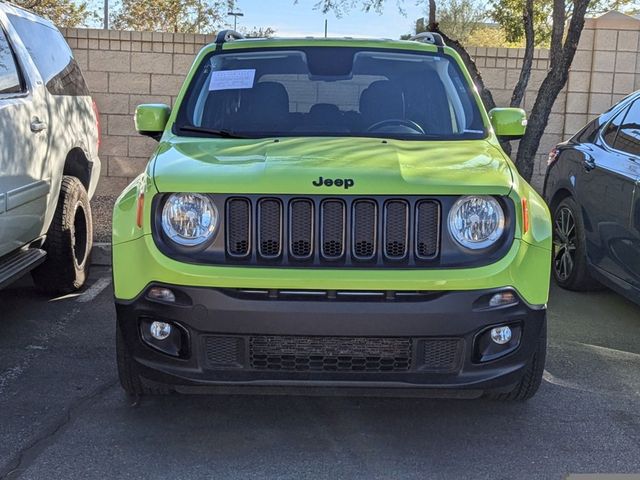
[489,291,517,308]
[491,326,512,345]
[150,321,172,340]
[147,287,176,303]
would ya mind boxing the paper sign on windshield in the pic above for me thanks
[209,69,256,91]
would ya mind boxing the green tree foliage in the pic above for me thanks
[489,0,640,45]
[433,0,486,43]
[111,0,230,33]
[14,0,93,27]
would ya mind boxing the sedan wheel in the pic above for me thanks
[553,206,577,282]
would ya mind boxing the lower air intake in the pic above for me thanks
[250,335,412,372]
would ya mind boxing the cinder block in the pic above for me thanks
[594,29,617,51]
[151,74,186,96]
[590,72,614,93]
[568,71,591,92]
[109,73,150,94]
[107,114,135,136]
[99,135,129,156]
[565,93,589,114]
[128,136,157,158]
[173,54,195,74]
[93,92,129,114]
[614,51,637,73]
[83,71,109,93]
[131,52,173,74]
[571,50,593,72]
[577,29,594,51]
[481,69,506,90]
[89,50,130,72]
[592,50,615,72]
[588,93,613,115]
[109,156,149,178]
[617,30,639,52]
[564,114,588,136]
[613,73,635,95]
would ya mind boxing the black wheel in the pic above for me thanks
[552,197,601,291]
[116,322,172,396]
[32,176,92,294]
[485,319,547,401]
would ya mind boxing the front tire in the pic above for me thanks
[485,319,547,401]
[116,322,172,396]
[32,176,92,294]
[551,197,601,291]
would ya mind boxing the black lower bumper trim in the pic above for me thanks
[116,285,546,392]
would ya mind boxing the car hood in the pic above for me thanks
[152,136,514,196]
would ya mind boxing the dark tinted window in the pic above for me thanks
[614,99,640,157]
[176,48,486,140]
[575,119,599,143]
[0,28,21,94]
[602,107,626,148]
[8,15,88,96]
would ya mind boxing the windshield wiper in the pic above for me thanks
[178,125,247,138]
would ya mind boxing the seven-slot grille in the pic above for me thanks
[226,196,440,266]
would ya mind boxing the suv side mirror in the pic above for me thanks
[135,104,171,141]
[488,108,527,141]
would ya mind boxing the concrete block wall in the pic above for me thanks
[60,11,640,241]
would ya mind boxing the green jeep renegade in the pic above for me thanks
[113,31,552,400]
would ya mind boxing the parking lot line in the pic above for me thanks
[76,277,111,304]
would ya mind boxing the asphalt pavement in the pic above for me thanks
[0,267,639,479]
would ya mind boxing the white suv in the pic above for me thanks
[0,3,100,292]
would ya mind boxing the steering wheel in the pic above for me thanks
[366,119,425,134]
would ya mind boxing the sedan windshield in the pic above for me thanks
[175,47,486,140]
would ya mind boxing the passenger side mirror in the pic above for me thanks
[489,108,527,141]
[135,104,171,141]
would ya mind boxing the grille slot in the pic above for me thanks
[352,200,377,261]
[250,335,412,372]
[223,196,441,266]
[258,198,283,259]
[384,200,409,260]
[320,200,346,260]
[415,200,440,259]
[289,199,314,260]
[204,336,243,368]
[226,198,251,258]
[421,339,463,372]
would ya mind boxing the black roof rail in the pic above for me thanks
[215,30,244,45]
[409,32,446,47]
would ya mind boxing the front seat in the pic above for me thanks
[241,81,291,132]
[359,80,405,129]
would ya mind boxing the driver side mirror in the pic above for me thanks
[135,104,171,141]
[489,108,527,141]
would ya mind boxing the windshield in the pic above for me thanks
[175,47,487,140]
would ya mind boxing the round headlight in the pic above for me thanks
[448,196,505,249]
[161,193,218,246]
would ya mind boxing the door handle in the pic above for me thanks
[583,156,596,172]
[30,119,47,133]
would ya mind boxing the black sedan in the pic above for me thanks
[544,90,640,304]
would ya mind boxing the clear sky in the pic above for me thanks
[86,0,428,38]
[226,0,426,38]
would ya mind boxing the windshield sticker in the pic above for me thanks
[209,69,256,91]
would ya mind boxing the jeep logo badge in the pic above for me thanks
[312,176,355,189]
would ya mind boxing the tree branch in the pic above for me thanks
[510,0,534,108]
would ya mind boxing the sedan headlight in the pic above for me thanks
[448,196,505,249]
[161,193,218,246]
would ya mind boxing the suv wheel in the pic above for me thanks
[552,197,601,291]
[32,176,92,294]
[116,322,172,396]
[485,319,547,401]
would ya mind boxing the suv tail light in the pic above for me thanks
[547,147,559,167]
[92,99,101,150]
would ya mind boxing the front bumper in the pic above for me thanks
[117,285,546,395]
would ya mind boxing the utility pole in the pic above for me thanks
[103,0,109,29]
[324,19,328,38]
[228,11,244,31]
